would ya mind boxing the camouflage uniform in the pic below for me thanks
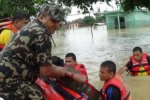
[0,3,64,100]
[0,19,52,99]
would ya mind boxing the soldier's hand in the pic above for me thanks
[65,71,88,83]
[40,64,87,83]
[72,73,87,83]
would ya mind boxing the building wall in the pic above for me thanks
[105,12,125,29]
[106,15,115,29]
[105,11,150,29]
[125,11,150,28]
[133,11,150,27]
[125,12,136,28]
[69,23,79,29]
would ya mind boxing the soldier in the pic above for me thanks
[0,3,86,100]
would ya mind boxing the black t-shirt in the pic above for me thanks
[126,56,150,70]
[106,85,121,100]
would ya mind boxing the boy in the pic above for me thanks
[99,60,130,100]
[65,52,88,77]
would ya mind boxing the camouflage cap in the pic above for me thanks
[40,4,64,21]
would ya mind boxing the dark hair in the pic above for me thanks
[51,56,64,67]
[65,53,76,61]
[100,60,116,74]
[133,47,142,53]
[12,12,30,21]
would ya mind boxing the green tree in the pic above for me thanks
[94,13,105,23]
[0,0,150,18]
[57,0,150,12]
[0,0,71,18]
[121,0,150,11]
[0,0,41,18]
[82,16,96,26]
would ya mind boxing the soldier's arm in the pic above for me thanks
[40,64,87,83]
[33,34,86,83]
[40,64,67,78]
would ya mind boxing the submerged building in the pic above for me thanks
[104,9,150,29]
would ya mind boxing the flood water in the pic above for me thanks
[52,25,150,100]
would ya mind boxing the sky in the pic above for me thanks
[66,1,117,22]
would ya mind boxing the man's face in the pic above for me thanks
[99,67,113,81]
[14,19,30,30]
[40,15,60,33]
[133,51,142,61]
[65,57,76,66]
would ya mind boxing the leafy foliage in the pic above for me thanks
[82,16,96,26]
[94,13,105,23]
[0,0,150,18]
[0,0,40,18]
[121,0,150,11]
[0,0,70,18]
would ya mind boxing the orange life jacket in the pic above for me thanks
[0,21,17,49]
[130,53,150,76]
[1,22,18,33]
[102,74,130,100]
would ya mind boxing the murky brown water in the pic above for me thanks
[52,25,150,100]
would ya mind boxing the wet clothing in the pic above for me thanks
[101,74,130,100]
[0,80,44,100]
[126,55,150,76]
[0,19,52,99]
[101,85,121,100]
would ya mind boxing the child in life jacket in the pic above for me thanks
[65,53,88,78]
[99,60,130,100]
[52,56,102,100]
